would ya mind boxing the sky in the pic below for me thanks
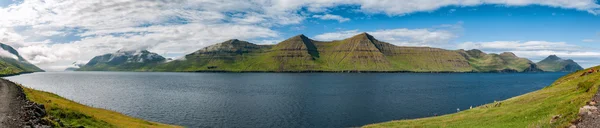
[1,0,600,71]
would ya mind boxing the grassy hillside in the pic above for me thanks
[364,66,600,127]
[0,43,44,75]
[0,60,26,75]
[146,33,540,72]
[537,55,584,72]
[20,84,181,128]
[152,39,275,72]
[460,50,540,72]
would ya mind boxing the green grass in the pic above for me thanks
[20,84,181,128]
[0,60,26,75]
[364,66,600,128]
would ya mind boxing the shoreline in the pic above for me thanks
[363,66,600,127]
[11,70,585,127]
[75,69,573,73]
[1,72,181,128]
[0,72,35,77]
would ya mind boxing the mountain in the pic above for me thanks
[148,33,542,72]
[536,55,583,72]
[0,43,44,75]
[459,50,542,72]
[64,67,79,71]
[77,50,166,71]
[152,39,272,71]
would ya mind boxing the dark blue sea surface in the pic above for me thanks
[5,72,567,127]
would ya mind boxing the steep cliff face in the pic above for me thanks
[267,35,320,71]
[315,33,391,71]
[537,55,584,72]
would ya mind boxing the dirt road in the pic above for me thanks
[0,79,49,128]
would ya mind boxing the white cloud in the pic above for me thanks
[314,24,460,46]
[17,23,278,69]
[0,49,17,60]
[312,14,350,22]
[458,41,580,52]
[1,0,599,71]
[583,39,596,42]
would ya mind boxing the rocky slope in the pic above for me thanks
[148,33,544,72]
[0,79,50,128]
[78,50,166,71]
[537,55,583,72]
[0,43,44,75]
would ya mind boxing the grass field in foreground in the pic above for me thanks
[365,66,600,128]
[20,84,181,128]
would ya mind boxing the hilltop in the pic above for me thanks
[78,49,166,71]
[537,55,584,72]
[82,33,566,72]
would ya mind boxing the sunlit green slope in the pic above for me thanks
[364,65,600,128]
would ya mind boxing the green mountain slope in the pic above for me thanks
[83,33,546,72]
[78,50,166,71]
[459,50,542,72]
[153,39,273,71]
[0,43,44,75]
[364,65,600,127]
[537,55,584,72]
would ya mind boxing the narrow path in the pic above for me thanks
[0,79,50,128]
[0,78,23,127]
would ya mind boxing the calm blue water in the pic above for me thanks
[5,72,566,127]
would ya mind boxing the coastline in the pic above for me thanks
[185,70,552,73]
[363,66,599,127]
[15,70,583,127]
[1,73,181,128]
[0,71,34,77]
[77,69,566,73]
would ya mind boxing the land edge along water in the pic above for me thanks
[2,68,597,127]
[364,66,600,127]
[0,77,181,128]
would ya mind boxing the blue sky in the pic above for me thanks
[290,5,599,44]
[1,0,600,70]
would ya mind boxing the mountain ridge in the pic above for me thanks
[78,49,166,71]
[79,33,582,73]
[536,55,583,72]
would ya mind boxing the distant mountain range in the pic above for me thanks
[536,55,583,72]
[0,43,44,75]
[77,50,166,71]
[78,33,583,73]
